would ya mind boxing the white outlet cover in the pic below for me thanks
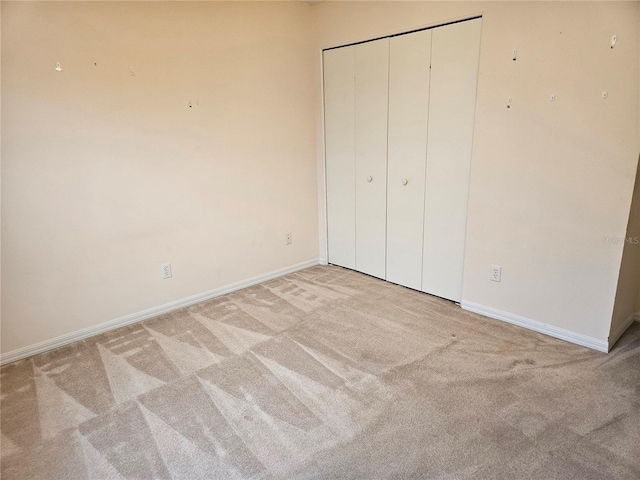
[161,263,172,279]
[491,265,502,282]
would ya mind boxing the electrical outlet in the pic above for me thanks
[161,263,172,279]
[285,233,292,245]
[491,265,502,282]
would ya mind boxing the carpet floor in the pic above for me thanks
[1,265,639,479]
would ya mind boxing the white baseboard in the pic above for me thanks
[608,311,640,350]
[1,258,321,365]
[319,258,328,266]
[460,301,609,353]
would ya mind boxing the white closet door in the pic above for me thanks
[386,30,432,290]
[422,18,481,301]
[324,46,356,269]
[355,38,389,279]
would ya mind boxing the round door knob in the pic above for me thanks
[367,176,373,183]
[402,179,408,186]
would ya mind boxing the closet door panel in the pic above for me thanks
[386,30,432,290]
[324,46,356,269]
[422,19,481,301]
[355,39,389,279]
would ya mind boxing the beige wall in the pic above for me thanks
[2,1,639,356]
[1,1,318,354]
[611,155,640,345]
[313,1,639,343]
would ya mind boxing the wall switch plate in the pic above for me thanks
[161,263,172,279]
[285,233,292,245]
[491,265,502,282]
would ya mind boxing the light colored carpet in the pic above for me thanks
[1,265,639,479]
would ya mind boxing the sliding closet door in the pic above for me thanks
[386,30,432,290]
[422,19,481,301]
[355,39,389,279]
[324,46,356,269]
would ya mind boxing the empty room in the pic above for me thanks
[1,1,639,479]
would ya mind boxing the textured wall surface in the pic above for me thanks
[2,1,639,354]
[1,2,319,353]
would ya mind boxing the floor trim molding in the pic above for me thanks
[460,301,609,353]
[608,311,640,351]
[1,258,321,365]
